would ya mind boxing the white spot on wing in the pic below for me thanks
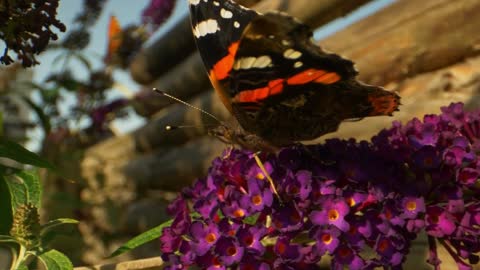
[220,8,233,19]
[233,56,272,70]
[283,48,302,59]
[193,19,220,38]
[294,61,303,68]
[253,56,272,68]
[240,57,256,70]
[282,40,291,46]
[213,1,219,6]
[189,0,200,5]
[234,21,240,28]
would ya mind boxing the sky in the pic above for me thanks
[25,0,395,150]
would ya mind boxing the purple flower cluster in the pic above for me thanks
[142,0,176,30]
[160,103,480,269]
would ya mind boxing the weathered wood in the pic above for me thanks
[130,17,194,85]
[130,0,374,86]
[74,257,163,270]
[132,91,230,152]
[132,53,209,118]
[321,0,480,85]
[124,136,227,191]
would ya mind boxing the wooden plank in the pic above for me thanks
[321,0,480,85]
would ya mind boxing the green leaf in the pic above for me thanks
[243,213,260,225]
[0,176,13,233]
[51,52,69,68]
[72,52,92,71]
[20,96,51,134]
[0,235,18,243]
[41,218,79,234]
[0,111,3,136]
[109,219,173,258]
[0,138,54,169]
[16,263,29,270]
[16,171,42,208]
[37,249,73,270]
[3,173,28,213]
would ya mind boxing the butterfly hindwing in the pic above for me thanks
[229,12,358,104]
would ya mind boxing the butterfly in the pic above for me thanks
[104,16,149,68]
[188,0,400,151]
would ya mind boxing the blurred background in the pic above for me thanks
[1,0,479,268]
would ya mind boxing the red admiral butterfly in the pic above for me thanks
[189,0,400,151]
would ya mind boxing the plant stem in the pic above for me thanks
[10,244,26,270]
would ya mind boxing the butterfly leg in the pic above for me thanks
[253,152,281,201]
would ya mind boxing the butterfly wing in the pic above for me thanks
[225,12,399,145]
[189,0,258,112]
[190,1,400,147]
[105,15,122,63]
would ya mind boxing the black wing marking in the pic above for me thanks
[189,0,258,71]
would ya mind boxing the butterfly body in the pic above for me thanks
[189,0,400,150]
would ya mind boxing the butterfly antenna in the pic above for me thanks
[165,124,217,131]
[153,88,223,124]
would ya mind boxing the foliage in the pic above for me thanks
[0,119,79,269]
[0,0,66,67]
[0,0,178,268]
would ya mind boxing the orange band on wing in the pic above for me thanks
[287,69,326,85]
[314,72,341,84]
[211,41,239,80]
[232,69,341,104]
[234,78,285,103]
[287,69,341,85]
[368,94,400,116]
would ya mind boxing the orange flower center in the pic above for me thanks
[277,242,287,254]
[406,200,417,211]
[212,256,222,267]
[378,239,390,252]
[291,211,301,223]
[321,233,333,245]
[328,209,340,221]
[256,173,265,180]
[338,247,351,257]
[234,209,245,218]
[205,233,216,243]
[385,209,392,220]
[251,195,263,206]
[227,246,237,256]
[244,235,254,246]
[346,197,356,207]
